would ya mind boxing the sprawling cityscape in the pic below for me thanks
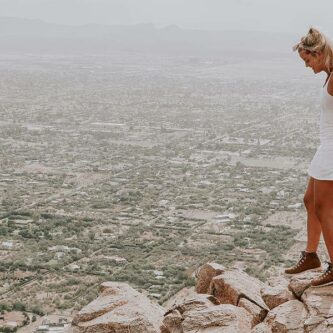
[0,21,329,333]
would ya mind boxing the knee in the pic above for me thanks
[303,194,314,211]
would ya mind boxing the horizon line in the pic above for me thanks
[0,15,297,35]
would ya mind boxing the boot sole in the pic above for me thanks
[311,280,333,288]
[284,266,323,276]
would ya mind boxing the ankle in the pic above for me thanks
[305,250,317,254]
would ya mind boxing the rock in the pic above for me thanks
[162,295,252,333]
[264,299,307,333]
[73,262,333,333]
[260,285,294,310]
[307,319,333,333]
[163,287,197,309]
[162,294,219,333]
[304,316,327,332]
[195,262,226,294]
[210,270,268,310]
[266,275,289,289]
[160,324,172,333]
[72,282,163,333]
[181,304,252,333]
[251,322,272,333]
[165,294,219,315]
[238,297,267,327]
[301,285,333,321]
[287,271,320,297]
[162,310,183,333]
[163,287,211,309]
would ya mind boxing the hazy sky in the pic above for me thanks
[0,0,332,34]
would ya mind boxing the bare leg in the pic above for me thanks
[314,179,333,261]
[304,177,322,252]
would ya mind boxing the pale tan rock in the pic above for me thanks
[266,275,289,289]
[303,316,326,332]
[195,262,226,294]
[307,319,333,333]
[287,270,321,297]
[162,310,183,333]
[162,293,219,333]
[264,299,307,333]
[163,287,197,309]
[260,284,294,310]
[161,324,172,333]
[306,321,333,333]
[181,304,252,333]
[251,322,272,333]
[238,297,268,327]
[169,294,219,314]
[210,270,268,310]
[301,285,333,320]
[72,282,163,333]
[163,296,252,333]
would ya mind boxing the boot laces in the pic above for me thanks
[321,261,333,278]
[296,251,307,267]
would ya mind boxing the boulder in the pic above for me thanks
[72,282,163,333]
[264,299,307,333]
[195,262,226,294]
[162,294,218,332]
[238,297,267,327]
[287,271,320,298]
[162,310,184,333]
[181,304,252,333]
[260,284,294,310]
[307,319,333,333]
[161,324,173,333]
[304,316,327,332]
[251,322,272,333]
[163,287,197,309]
[301,285,333,320]
[266,274,289,289]
[165,294,219,315]
[210,270,268,310]
[162,295,252,333]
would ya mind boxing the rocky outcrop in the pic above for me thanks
[195,262,226,294]
[163,264,333,333]
[161,268,270,332]
[73,262,333,333]
[72,282,164,333]
[210,270,269,310]
[161,293,252,332]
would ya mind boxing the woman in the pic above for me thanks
[284,27,333,287]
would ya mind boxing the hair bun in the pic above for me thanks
[293,26,333,72]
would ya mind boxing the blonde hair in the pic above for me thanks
[293,26,333,72]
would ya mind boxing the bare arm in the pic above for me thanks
[328,73,333,97]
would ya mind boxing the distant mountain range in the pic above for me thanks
[0,17,297,56]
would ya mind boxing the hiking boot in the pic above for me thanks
[311,261,333,287]
[284,251,321,275]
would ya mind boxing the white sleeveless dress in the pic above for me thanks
[308,74,333,180]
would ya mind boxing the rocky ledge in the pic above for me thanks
[72,262,333,333]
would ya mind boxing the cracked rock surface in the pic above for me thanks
[73,263,333,333]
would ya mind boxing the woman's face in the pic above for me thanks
[299,49,325,74]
